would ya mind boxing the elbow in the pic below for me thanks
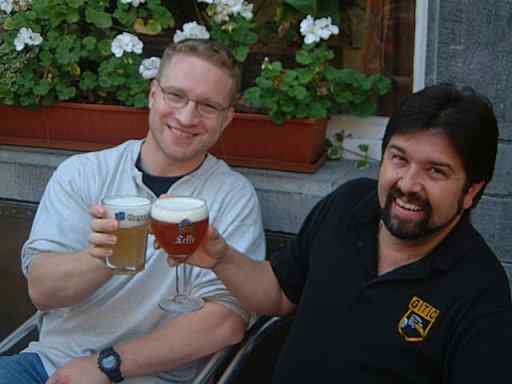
[221,315,247,346]
[28,281,53,311]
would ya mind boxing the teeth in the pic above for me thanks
[169,125,194,137]
[395,198,423,212]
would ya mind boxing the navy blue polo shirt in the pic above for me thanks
[270,178,512,383]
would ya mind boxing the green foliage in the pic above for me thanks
[244,43,392,124]
[0,0,174,108]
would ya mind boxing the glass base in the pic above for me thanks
[159,294,205,313]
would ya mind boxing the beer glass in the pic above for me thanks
[102,195,151,274]
[151,196,209,313]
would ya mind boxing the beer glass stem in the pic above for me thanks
[175,263,180,295]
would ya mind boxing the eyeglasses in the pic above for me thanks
[155,81,231,118]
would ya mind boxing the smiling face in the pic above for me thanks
[142,54,234,176]
[378,130,484,242]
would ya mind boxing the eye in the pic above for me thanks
[390,153,407,165]
[428,167,447,178]
[165,91,186,103]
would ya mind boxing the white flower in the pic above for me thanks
[202,0,253,22]
[14,27,43,51]
[120,0,145,7]
[111,32,143,58]
[139,57,160,79]
[300,15,339,45]
[0,0,13,14]
[173,22,210,43]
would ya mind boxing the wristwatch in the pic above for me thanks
[97,346,124,383]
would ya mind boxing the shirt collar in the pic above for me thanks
[352,186,475,277]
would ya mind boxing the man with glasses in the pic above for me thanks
[0,39,265,384]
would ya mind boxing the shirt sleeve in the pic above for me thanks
[21,157,91,276]
[268,193,333,305]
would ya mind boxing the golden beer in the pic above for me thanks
[151,197,209,256]
[102,195,152,274]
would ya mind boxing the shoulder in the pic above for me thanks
[199,155,258,197]
[312,177,377,220]
[55,140,140,179]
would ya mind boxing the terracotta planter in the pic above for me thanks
[0,103,148,151]
[211,113,327,173]
[1,104,327,172]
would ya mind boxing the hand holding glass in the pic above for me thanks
[151,197,209,313]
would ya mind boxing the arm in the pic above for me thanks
[179,226,296,316]
[28,204,119,310]
[48,301,246,383]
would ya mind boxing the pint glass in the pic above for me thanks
[102,195,151,274]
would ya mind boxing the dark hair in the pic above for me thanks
[156,39,241,104]
[381,84,499,207]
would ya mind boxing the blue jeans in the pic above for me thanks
[0,353,48,384]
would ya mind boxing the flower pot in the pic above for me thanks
[0,103,148,151]
[211,113,327,173]
[1,104,327,173]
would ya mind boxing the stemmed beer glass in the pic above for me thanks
[151,196,209,313]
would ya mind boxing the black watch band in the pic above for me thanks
[98,346,124,383]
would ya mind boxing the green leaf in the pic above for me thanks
[358,144,369,153]
[296,49,313,65]
[85,7,112,29]
[243,87,262,108]
[34,80,50,96]
[233,46,250,63]
[284,0,316,15]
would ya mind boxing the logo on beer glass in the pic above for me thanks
[176,219,195,245]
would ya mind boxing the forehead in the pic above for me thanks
[386,130,465,170]
[159,54,233,102]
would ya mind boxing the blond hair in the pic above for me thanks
[156,39,241,104]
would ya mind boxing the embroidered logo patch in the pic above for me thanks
[398,296,440,342]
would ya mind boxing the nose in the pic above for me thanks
[174,100,199,125]
[397,166,424,194]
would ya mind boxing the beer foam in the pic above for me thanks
[104,196,151,207]
[103,196,151,227]
[151,197,208,223]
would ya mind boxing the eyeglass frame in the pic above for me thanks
[154,80,232,118]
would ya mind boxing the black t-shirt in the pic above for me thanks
[269,178,512,383]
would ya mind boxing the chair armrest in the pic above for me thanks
[0,311,42,355]
[216,315,293,384]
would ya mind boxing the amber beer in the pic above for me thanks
[151,197,209,256]
[102,195,151,274]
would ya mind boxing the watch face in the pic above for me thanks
[102,355,117,369]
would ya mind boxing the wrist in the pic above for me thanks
[97,346,124,383]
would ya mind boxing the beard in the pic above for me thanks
[381,185,464,241]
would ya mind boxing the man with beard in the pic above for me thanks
[179,84,512,383]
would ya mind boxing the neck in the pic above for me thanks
[140,141,206,177]
[377,215,462,275]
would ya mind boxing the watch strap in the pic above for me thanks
[98,346,124,383]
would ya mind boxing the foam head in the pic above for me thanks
[102,195,152,228]
[151,197,208,223]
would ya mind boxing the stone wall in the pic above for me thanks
[426,0,512,279]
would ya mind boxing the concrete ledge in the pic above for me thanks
[0,145,378,234]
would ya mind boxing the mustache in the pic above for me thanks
[389,186,430,209]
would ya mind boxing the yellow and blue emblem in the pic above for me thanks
[398,296,440,342]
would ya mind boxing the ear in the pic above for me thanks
[220,106,235,133]
[148,80,158,109]
[462,181,486,209]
